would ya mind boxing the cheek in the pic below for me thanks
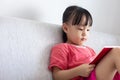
[86,32,90,36]
[76,32,83,37]
[72,32,82,39]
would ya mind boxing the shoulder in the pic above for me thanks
[51,43,69,55]
[52,43,69,50]
[85,46,93,50]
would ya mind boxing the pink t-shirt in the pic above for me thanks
[48,43,120,80]
[48,43,96,80]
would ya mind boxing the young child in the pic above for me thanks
[48,5,120,80]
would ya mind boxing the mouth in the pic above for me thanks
[81,38,87,41]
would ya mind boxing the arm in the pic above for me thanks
[52,64,95,80]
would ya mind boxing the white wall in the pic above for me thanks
[0,0,120,35]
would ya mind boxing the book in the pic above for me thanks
[90,47,113,65]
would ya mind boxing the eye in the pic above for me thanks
[87,29,90,31]
[77,27,84,31]
[78,28,83,31]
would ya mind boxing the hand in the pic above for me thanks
[78,64,95,77]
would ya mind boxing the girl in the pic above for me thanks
[48,5,120,80]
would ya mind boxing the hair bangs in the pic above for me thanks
[71,9,93,26]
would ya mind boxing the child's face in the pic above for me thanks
[66,24,91,46]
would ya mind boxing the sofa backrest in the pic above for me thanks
[0,16,120,80]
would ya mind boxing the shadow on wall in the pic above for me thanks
[12,7,42,20]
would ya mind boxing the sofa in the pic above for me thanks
[0,16,120,80]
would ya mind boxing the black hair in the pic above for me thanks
[62,5,93,42]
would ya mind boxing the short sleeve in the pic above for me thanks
[48,44,69,71]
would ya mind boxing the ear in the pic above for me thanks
[62,23,69,33]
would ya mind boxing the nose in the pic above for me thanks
[82,30,87,36]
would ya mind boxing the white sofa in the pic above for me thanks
[0,16,120,80]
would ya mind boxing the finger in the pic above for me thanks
[89,64,95,68]
[89,66,95,71]
[90,67,94,71]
